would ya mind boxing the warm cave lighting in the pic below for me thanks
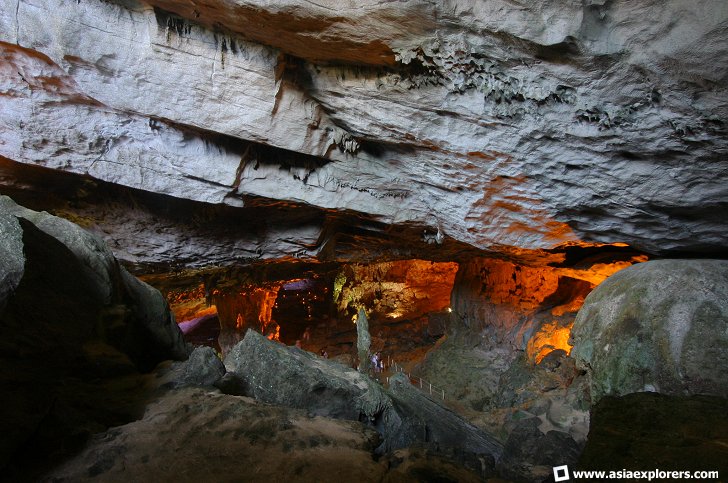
[527,321,574,364]
[447,307,452,313]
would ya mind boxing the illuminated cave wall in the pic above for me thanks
[213,285,281,353]
[166,284,217,322]
[334,260,459,321]
[451,258,597,363]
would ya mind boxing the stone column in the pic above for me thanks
[356,306,371,374]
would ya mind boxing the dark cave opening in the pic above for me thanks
[271,277,332,345]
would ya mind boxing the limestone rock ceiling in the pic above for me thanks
[1,0,727,266]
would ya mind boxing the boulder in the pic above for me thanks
[578,392,728,476]
[157,346,225,389]
[570,259,728,402]
[119,268,190,370]
[497,418,581,482]
[0,195,189,370]
[224,330,503,466]
[224,330,391,421]
[0,209,23,313]
[0,196,189,471]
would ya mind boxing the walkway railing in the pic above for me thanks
[383,356,445,401]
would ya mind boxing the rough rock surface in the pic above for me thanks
[0,208,23,311]
[44,387,487,482]
[578,392,728,477]
[335,260,458,321]
[45,388,387,482]
[224,330,391,421]
[356,307,371,373]
[0,195,188,368]
[497,417,581,482]
[156,346,225,389]
[417,256,601,413]
[1,0,727,266]
[0,196,188,472]
[571,259,728,402]
[223,330,502,466]
[387,372,503,463]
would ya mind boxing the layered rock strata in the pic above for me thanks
[1,0,727,264]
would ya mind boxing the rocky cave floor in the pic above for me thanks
[2,198,728,482]
[8,323,727,483]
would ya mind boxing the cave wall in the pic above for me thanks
[0,197,188,471]
[213,285,280,353]
[451,257,594,358]
[334,260,458,321]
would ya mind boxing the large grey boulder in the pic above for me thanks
[224,330,390,421]
[119,267,189,369]
[157,346,225,389]
[0,195,189,370]
[571,260,728,402]
[0,196,189,470]
[224,330,503,467]
[497,417,581,482]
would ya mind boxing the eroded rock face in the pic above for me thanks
[570,259,728,402]
[214,284,280,354]
[416,257,606,451]
[449,257,598,354]
[1,0,727,263]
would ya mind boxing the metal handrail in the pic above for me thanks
[383,356,445,401]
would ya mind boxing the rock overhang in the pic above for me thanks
[0,0,727,270]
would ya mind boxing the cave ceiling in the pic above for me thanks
[1,0,727,284]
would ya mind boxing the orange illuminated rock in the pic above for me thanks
[526,321,574,364]
[450,256,635,363]
[214,285,281,354]
[166,284,218,322]
[335,260,459,321]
